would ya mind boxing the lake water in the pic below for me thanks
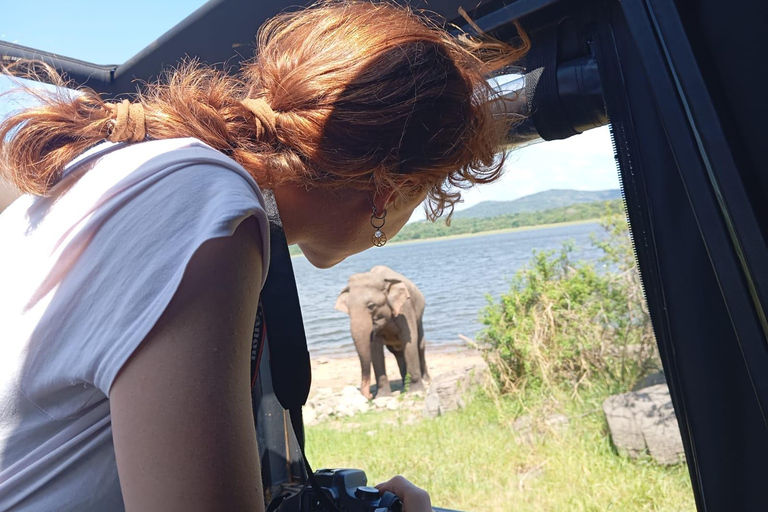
[292,221,608,358]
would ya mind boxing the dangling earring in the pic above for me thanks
[371,207,387,247]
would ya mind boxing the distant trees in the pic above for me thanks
[288,199,624,255]
[391,199,624,243]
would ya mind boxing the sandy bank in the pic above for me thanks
[309,346,486,397]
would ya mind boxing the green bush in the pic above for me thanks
[479,209,659,396]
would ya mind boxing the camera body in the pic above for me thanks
[273,469,402,512]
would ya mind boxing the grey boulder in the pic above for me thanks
[602,383,685,465]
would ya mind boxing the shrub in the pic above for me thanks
[479,209,659,396]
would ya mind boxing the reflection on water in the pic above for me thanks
[292,222,607,358]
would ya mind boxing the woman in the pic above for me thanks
[0,1,525,510]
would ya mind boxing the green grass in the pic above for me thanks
[305,390,695,511]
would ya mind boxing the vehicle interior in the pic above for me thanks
[2,0,766,510]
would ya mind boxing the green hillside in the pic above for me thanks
[288,196,625,256]
[452,189,621,219]
[391,199,623,242]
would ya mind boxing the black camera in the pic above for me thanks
[272,469,402,512]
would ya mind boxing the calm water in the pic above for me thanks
[292,222,607,358]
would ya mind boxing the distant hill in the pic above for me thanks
[452,189,621,219]
[391,199,623,243]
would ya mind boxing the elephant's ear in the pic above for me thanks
[385,279,410,317]
[334,286,351,314]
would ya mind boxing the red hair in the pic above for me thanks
[0,1,527,219]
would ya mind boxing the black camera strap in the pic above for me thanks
[254,190,341,512]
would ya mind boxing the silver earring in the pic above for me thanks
[371,207,387,247]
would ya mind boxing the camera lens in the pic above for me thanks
[354,485,381,501]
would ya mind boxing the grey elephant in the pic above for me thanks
[335,265,429,399]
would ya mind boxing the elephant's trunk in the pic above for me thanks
[349,311,374,399]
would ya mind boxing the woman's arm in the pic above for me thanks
[110,216,265,512]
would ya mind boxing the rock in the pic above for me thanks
[510,414,569,444]
[603,383,685,465]
[303,406,317,426]
[342,387,368,404]
[423,362,488,418]
[512,415,535,444]
[544,413,569,433]
[315,408,331,422]
[512,415,532,431]
[632,371,666,391]
[304,360,489,425]
[373,396,397,409]
[342,385,361,397]
[335,403,355,417]
[424,391,441,418]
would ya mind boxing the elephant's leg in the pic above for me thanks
[417,320,430,384]
[393,314,424,392]
[419,341,430,384]
[394,350,407,383]
[402,320,424,393]
[371,337,392,397]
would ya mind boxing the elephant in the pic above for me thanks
[335,265,430,399]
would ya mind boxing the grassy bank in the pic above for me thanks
[390,218,599,246]
[305,389,694,511]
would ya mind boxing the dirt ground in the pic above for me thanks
[309,346,486,397]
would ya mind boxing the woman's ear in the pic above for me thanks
[372,187,398,215]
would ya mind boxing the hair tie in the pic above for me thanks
[105,99,146,143]
[240,98,277,141]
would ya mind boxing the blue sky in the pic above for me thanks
[1,1,209,65]
[1,1,620,218]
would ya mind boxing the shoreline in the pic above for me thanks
[390,217,600,246]
[291,217,600,258]
[309,345,486,395]
[309,338,474,362]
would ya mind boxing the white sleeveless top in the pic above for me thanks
[0,138,270,511]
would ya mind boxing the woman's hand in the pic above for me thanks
[376,475,433,512]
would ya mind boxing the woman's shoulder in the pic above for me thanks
[68,137,263,201]
[3,137,272,404]
[77,138,271,284]
[8,136,271,277]
[50,137,271,263]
